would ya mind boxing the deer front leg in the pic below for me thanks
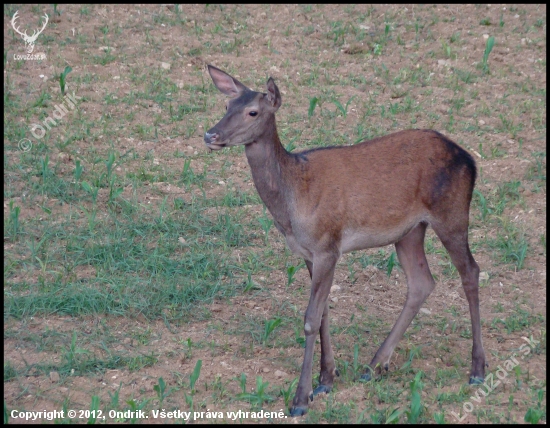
[290,254,338,417]
[304,259,337,395]
[313,300,337,396]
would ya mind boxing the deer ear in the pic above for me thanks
[207,65,248,98]
[266,77,282,110]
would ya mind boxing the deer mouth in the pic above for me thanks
[205,142,226,151]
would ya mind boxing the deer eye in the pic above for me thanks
[249,111,258,117]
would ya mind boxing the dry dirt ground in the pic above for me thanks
[4,4,546,424]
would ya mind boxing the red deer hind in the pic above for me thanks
[203,65,486,416]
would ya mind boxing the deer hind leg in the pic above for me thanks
[362,221,435,380]
[431,222,486,384]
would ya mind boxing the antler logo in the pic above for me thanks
[11,11,49,54]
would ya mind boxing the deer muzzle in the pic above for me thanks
[204,131,226,150]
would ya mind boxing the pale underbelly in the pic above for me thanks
[283,220,423,260]
[338,226,413,253]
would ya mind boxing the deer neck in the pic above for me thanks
[244,117,293,234]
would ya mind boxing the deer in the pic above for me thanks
[203,65,486,416]
[11,11,49,54]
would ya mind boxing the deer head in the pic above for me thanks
[204,65,282,150]
[11,11,49,54]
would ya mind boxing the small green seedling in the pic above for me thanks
[105,151,116,179]
[280,378,299,408]
[59,65,72,95]
[63,331,89,369]
[386,251,396,277]
[481,36,495,74]
[81,181,99,205]
[433,412,446,424]
[262,317,282,345]
[405,371,424,423]
[237,372,247,394]
[108,382,122,409]
[108,176,124,204]
[74,159,83,181]
[308,96,319,118]
[352,343,360,377]
[184,393,194,410]
[154,377,172,406]
[40,154,50,183]
[125,399,151,424]
[189,359,202,394]
[258,207,273,244]
[286,264,301,288]
[8,201,21,239]
[524,390,544,424]
[87,396,100,424]
[331,95,356,118]
[243,271,257,293]
[236,376,275,408]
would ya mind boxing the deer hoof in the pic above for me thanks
[289,406,308,417]
[360,366,375,382]
[469,376,484,385]
[313,384,332,396]
[359,372,372,382]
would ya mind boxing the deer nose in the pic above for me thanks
[204,131,218,145]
